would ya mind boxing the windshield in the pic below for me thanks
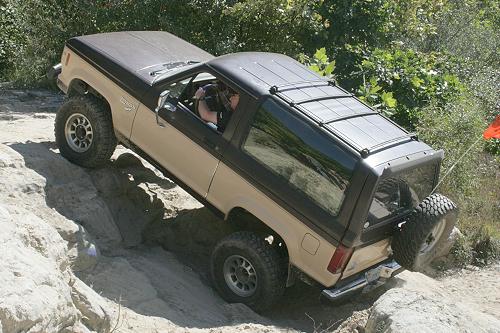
[368,163,437,224]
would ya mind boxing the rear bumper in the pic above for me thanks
[47,63,62,80]
[46,63,68,93]
[322,260,403,301]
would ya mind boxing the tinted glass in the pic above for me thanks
[243,99,355,216]
[368,163,437,224]
[167,77,191,99]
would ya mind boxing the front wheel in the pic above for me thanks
[392,193,458,271]
[210,231,285,311]
[55,95,117,168]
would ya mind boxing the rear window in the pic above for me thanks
[368,164,437,224]
[242,99,355,216]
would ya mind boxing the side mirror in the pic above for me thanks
[156,90,170,113]
[155,90,176,126]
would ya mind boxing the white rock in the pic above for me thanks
[365,271,500,333]
[70,278,112,332]
[0,205,78,333]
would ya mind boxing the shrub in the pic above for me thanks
[417,94,500,267]
[352,45,463,129]
[221,0,323,55]
[471,227,500,266]
[0,1,22,81]
[302,44,464,130]
[298,47,336,80]
[449,236,473,267]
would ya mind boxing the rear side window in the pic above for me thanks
[242,99,355,216]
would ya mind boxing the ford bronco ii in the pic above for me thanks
[49,31,458,311]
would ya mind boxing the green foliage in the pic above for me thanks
[221,0,323,55]
[156,1,228,55]
[0,1,21,81]
[1,0,325,85]
[352,45,463,129]
[417,0,500,69]
[356,76,397,118]
[298,47,336,79]
[485,139,500,156]
[449,236,473,267]
[417,95,500,266]
[300,44,463,127]
[315,0,444,48]
[417,95,485,194]
[470,227,500,266]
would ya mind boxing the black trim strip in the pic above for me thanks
[291,94,353,106]
[323,112,379,125]
[66,39,151,103]
[269,80,332,93]
[366,133,417,153]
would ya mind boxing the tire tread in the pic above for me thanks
[55,95,117,168]
[392,193,457,271]
[211,231,285,311]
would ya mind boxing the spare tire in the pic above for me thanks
[392,193,458,271]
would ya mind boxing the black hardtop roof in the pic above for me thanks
[67,32,428,158]
[208,52,418,157]
[68,31,214,85]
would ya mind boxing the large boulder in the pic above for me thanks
[0,205,79,332]
[365,271,500,333]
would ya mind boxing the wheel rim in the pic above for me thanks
[420,218,446,254]
[65,113,93,153]
[223,255,258,297]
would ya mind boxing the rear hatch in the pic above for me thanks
[361,160,440,243]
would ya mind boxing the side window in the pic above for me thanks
[166,77,191,99]
[163,72,241,134]
[242,99,354,216]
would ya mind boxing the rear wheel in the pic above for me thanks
[210,231,285,311]
[55,95,116,168]
[392,193,458,271]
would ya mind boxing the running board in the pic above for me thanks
[322,260,403,301]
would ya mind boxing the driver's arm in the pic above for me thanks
[195,87,218,124]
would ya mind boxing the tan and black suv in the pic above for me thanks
[49,31,458,311]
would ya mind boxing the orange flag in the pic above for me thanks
[484,115,500,139]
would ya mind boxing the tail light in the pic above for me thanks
[327,244,353,274]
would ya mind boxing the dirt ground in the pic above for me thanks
[0,88,498,333]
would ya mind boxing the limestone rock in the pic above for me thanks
[0,205,79,332]
[365,271,500,333]
[70,278,112,333]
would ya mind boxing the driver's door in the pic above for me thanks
[130,72,233,198]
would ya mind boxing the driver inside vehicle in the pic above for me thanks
[194,82,240,132]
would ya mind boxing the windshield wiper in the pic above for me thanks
[149,61,200,77]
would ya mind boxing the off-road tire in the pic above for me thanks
[392,193,458,271]
[55,95,117,168]
[211,231,285,312]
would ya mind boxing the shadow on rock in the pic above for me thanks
[7,141,272,329]
[9,142,171,251]
[143,206,232,278]
[142,204,379,332]
[8,141,381,331]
